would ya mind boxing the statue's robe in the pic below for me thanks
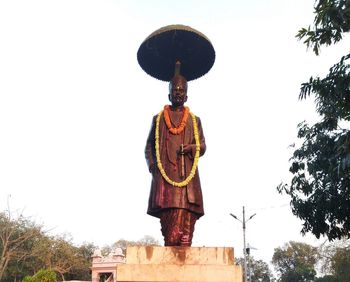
[145,108,206,219]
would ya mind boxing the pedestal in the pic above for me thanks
[116,246,242,282]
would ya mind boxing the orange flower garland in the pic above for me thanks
[163,105,189,135]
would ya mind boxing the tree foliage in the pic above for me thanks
[296,0,350,55]
[272,241,318,282]
[22,269,57,282]
[279,0,350,240]
[29,234,94,281]
[66,242,96,281]
[0,211,42,281]
[236,256,274,282]
[318,239,350,281]
[137,235,160,246]
[112,235,160,254]
[272,240,350,282]
[0,211,95,282]
[315,275,340,282]
[0,209,160,281]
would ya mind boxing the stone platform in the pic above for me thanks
[116,246,242,282]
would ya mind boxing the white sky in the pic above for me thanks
[1,0,349,269]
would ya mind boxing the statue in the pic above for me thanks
[145,74,206,246]
[137,24,215,247]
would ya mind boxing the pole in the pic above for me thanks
[243,206,248,282]
[229,207,256,282]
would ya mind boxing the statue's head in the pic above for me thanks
[168,75,188,107]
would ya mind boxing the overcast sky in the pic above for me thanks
[1,0,349,267]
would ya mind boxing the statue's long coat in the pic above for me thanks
[145,109,206,218]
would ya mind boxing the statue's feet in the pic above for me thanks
[179,234,192,247]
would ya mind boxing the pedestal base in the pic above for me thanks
[116,246,242,282]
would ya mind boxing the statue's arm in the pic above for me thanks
[197,117,206,157]
[145,116,156,173]
[184,116,206,158]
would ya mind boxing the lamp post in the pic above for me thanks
[230,206,256,282]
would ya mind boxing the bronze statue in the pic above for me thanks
[137,24,215,247]
[145,75,206,246]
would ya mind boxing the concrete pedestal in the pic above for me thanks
[116,246,242,282]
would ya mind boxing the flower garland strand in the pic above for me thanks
[155,109,200,187]
[163,105,189,135]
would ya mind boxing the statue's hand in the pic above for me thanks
[149,164,155,173]
[182,144,195,155]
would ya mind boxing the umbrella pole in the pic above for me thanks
[175,60,181,76]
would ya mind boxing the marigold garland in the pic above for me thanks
[163,105,189,135]
[155,109,200,187]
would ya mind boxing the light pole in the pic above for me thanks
[230,206,256,282]
[246,243,258,281]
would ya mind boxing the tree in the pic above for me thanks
[22,269,57,282]
[1,212,159,281]
[40,235,79,280]
[112,235,160,254]
[315,275,339,282]
[0,211,42,281]
[249,259,274,282]
[296,0,350,56]
[318,239,350,281]
[236,257,274,282]
[29,234,94,281]
[137,235,160,246]
[278,0,350,240]
[0,210,95,281]
[65,242,96,281]
[111,239,137,255]
[272,241,318,282]
[331,247,350,281]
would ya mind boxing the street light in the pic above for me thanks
[230,206,256,282]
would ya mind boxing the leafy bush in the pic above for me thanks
[22,269,57,282]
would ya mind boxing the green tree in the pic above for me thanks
[65,242,96,281]
[0,210,94,281]
[318,239,350,281]
[0,211,42,281]
[315,275,339,282]
[22,269,57,282]
[272,241,318,282]
[331,247,350,281]
[278,0,350,240]
[236,257,274,282]
[249,259,274,282]
[30,234,94,281]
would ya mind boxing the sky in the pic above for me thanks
[1,0,350,270]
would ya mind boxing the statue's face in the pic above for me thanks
[169,76,188,107]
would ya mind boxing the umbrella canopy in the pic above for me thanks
[137,24,215,82]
